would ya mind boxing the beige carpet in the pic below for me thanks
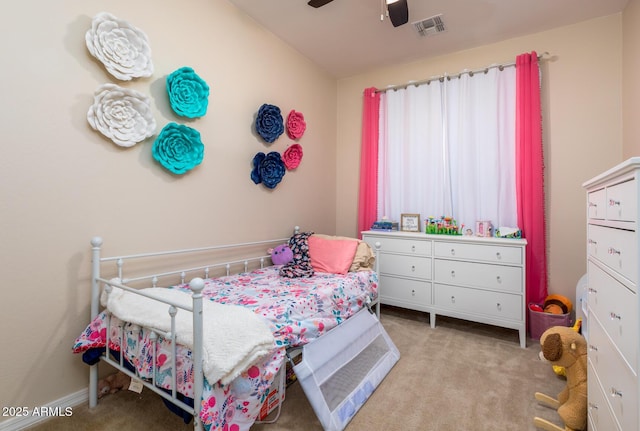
[29,306,566,431]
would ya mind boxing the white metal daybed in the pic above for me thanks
[73,228,399,431]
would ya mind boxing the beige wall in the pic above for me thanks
[336,14,625,308]
[623,0,640,157]
[0,0,337,418]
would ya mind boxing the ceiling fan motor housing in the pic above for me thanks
[388,0,409,27]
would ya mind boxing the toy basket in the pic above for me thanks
[529,307,571,340]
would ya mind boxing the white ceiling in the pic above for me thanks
[228,0,628,78]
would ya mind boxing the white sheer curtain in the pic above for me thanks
[378,66,517,231]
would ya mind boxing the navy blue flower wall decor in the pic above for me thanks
[251,151,285,189]
[255,104,284,143]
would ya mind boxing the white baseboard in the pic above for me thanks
[0,389,88,431]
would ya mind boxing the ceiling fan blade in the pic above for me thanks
[307,0,334,8]
[388,0,409,27]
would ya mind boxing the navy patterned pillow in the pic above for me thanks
[279,231,315,278]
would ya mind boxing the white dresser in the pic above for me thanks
[362,230,527,347]
[583,158,640,431]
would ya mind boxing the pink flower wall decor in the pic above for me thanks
[283,144,303,170]
[286,110,306,140]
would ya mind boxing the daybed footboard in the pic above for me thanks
[86,235,289,431]
[89,239,210,430]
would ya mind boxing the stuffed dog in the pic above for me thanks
[533,326,587,431]
[97,371,131,398]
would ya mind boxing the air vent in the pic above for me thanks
[412,14,446,37]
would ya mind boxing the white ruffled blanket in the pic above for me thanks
[101,283,275,385]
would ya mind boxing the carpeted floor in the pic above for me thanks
[28,306,567,430]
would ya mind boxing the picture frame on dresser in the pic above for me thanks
[400,213,420,232]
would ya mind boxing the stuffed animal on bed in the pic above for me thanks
[268,244,293,265]
[97,371,131,398]
[533,326,587,431]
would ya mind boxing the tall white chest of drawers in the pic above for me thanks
[361,230,527,347]
[583,158,640,431]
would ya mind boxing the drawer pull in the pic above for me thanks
[450,248,456,256]
[496,303,501,311]
[588,202,598,208]
[411,265,416,272]
[609,312,622,321]
[588,402,599,410]
[610,387,623,398]
[607,247,621,255]
[587,239,597,246]
[411,289,416,296]
[411,245,416,252]
[496,275,502,283]
[450,270,456,278]
[609,199,621,206]
[588,287,598,294]
[588,344,598,352]
[450,296,456,303]
[496,252,501,259]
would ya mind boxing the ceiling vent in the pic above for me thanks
[412,14,446,37]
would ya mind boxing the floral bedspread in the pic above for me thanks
[73,266,377,431]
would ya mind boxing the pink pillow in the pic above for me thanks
[308,235,359,275]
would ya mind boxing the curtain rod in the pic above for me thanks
[374,51,549,94]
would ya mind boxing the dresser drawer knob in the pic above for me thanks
[588,239,597,246]
[496,275,502,283]
[589,344,598,352]
[609,199,621,206]
[610,387,623,398]
[607,247,621,255]
[609,312,622,321]
[411,289,416,296]
[451,296,456,303]
[450,248,456,256]
[450,270,456,278]
[411,265,416,272]
[495,252,501,259]
[589,202,598,208]
[496,303,501,311]
[588,402,599,410]
[411,245,416,252]
[588,287,598,294]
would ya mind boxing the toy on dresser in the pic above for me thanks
[533,326,587,431]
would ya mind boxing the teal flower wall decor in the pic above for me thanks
[255,104,284,143]
[166,67,210,118]
[152,122,204,174]
[251,151,285,189]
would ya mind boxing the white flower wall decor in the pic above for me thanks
[85,12,153,81]
[87,83,156,147]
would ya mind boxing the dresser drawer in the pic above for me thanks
[364,236,431,255]
[588,361,621,431]
[587,261,638,370]
[588,188,606,220]
[379,254,431,279]
[587,314,639,431]
[606,179,637,222]
[433,283,522,321]
[434,241,522,265]
[587,225,637,284]
[434,259,522,294]
[379,275,431,309]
